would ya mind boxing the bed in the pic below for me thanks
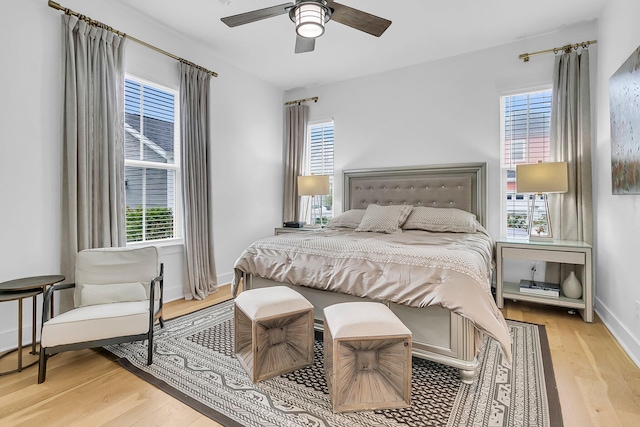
[232,163,511,383]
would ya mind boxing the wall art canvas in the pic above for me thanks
[610,46,640,194]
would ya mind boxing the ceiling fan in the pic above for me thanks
[221,0,392,54]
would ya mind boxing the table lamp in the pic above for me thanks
[297,175,330,226]
[516,161,568,240]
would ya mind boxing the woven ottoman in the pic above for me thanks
[323,302,412,413]
[234,286,314,382]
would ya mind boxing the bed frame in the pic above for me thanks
[245,162,488,383]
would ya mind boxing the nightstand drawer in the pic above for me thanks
[502,248,585,265]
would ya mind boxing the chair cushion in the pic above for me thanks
[235,286,312,320]
[77,282,147,307]
[74,246,160,307]
[41,301,151,348]
[324,302,411,339]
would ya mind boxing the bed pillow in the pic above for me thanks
[402,206,476,233]
[76,282,148,308]
[354,204,413,234]
[326,209,366,229]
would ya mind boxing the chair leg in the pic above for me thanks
[147,331,153,365]
[159,317,164,329]
[38,348,47,384]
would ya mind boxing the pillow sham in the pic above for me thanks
[354,204,413,234]
[76,282,148,308]
[402,206,476,233]
[326,209,366,229]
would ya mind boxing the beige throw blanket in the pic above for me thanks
[232,228,512,363]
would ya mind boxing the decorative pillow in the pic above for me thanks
[326,209,366,229]
[77,282,148,308]
[402,207,476,233]
[354,204,413,234]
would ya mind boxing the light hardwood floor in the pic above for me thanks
[1,287,639,427]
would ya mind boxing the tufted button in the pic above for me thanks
[441,185,445,189]
[389,201,392,204]
[425,186,430,189]
[363,201,368,204]
[402,201,407,204]
[383,186,387,190]
[417,201,422,205]
[410,186,414,190]
[450,201,454,205]
[356,186,361,190]
[457,185,461,189]
[433,201,437,205]
[396,186,400,190]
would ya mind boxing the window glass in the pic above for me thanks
[308,121,334,225]
[124,77,181,243]
[500,90,552,238]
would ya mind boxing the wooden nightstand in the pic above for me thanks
[274,226,321,236]
[495,238,593,323]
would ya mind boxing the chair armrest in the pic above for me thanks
[149,263,164,313]
[42,282,76,323]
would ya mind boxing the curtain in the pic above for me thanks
[60,15,126,305]
[179,63,217,300]
[283,105,309,222]
[549,50,593,244]
[547,50,593,285]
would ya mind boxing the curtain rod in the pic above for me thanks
[47,1,218,77]
[519,39,596,62]
[284,97,318,106]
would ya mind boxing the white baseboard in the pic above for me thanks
[595,297,640,369]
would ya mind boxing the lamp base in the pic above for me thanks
[528,235,555,242]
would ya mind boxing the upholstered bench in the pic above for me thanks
[323,302,412,413]
[234,286,314,382]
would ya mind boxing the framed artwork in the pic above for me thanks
[610,46,640,194]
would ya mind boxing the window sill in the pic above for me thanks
[127,238,184,254]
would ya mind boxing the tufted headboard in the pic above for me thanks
[343,163,487,227]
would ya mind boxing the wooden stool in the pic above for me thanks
[234,286,314,382]
[323,302,412,413]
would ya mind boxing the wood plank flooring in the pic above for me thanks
[1,286,639,426]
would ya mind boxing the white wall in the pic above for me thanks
[0,0,284,350]
[594,0,640,367]
[285,22,597,238]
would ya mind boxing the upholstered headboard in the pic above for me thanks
[343,163,487,227]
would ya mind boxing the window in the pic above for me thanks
[500,89,552,238]
[307,120,334,225]
[124,77,181,243]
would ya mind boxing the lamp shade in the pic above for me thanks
[294,2,326,38]
[516,162,568,193]
[297,175,330,196]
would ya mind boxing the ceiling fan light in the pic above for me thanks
[295,3,326,38]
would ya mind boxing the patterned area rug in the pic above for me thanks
[104,301,562,427]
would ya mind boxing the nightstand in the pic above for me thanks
[495,238,593,323]
[274,226,321,236]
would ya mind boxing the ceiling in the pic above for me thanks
[113,0,607,91]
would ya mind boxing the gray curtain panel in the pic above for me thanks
[549,50,593,245]
[283,104,309,222]
[547,50,593,285]
[60,15,127,308]
[179,63,218,300]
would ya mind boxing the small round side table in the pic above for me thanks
[0,275,65,375]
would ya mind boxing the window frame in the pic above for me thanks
[305,119,335,225]
[124,74,183,246]
[499,86,552,238]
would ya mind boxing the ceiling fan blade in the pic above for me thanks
[295,35,316,54]
[326,1,391,37]
[221,3,294,27]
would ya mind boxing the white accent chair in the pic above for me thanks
[38,246,164,383]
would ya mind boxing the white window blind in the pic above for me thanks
[124,77,181,243]
[308,121,334,224]
[500,89,552,238]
